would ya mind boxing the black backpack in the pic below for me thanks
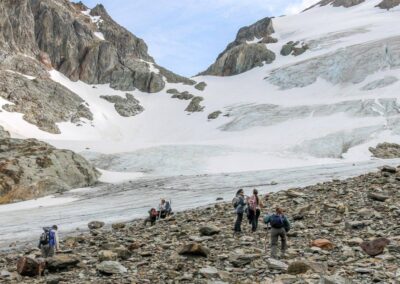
[39,227,50,246]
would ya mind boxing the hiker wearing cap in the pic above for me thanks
[159,199,172,218]
[264,207,290,259]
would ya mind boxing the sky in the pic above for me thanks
[80,0,319,77]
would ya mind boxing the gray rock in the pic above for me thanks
[230,253,260,267]
[287,261,310,274]
[194,82,207,91]
[200,17,276,76]
[376,0,400,10]
[0,138,99,203]
[199,266,219,278]
[167,89,194,100]
[370,143,400,159]
[0,126,10,139]
[96,261,127,275]
[368,192,389,202]
[320,275,353,284]
[100,94,144,117]
[178,243,210,257]
[266,258,288,271]
[208,111,222,120]
[186,97,205,112]
[46,254,80,271]
[88,221,105,230]
[310,0,365,9]
[0,71,93,134]
[199,225,220,236]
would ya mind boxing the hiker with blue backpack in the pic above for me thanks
[264,207,290,259]
[38,225,59,258]
[232,189,247,234]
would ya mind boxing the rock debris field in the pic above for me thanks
[1,165,400,283]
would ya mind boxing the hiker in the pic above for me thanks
[247,189,262,232]
[144,208,158,226]
[264,207,290,259]
[159,199,172,218]
[38,225,59,258]
[232,189,246,233]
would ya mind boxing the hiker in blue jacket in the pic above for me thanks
[38,225,59,258]
[264,207,290,259]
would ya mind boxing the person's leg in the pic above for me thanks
[41,245,50,258]
[48,246,55,257]
[280,229,287,257]
[234,213,243,232]
[270,228,279,258]
[254,209,260,231]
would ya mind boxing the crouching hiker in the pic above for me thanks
[159,199,172,219]
[264,208,290,259]
[38,225,59,258]
[232,189,246,234]
[144,208,159,226]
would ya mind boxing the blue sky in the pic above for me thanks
[81,0,317,77]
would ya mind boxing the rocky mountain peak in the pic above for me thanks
[306,0,400,10]
[200,17,276,76]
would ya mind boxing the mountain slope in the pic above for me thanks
[1,0,400,180]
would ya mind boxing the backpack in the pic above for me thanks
[232,197,240,208]
[248,196,257,211]
[39,227,50,246]
[270,214,285,228]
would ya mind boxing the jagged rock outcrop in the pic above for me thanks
[280,41,309,57]
[100,94,144,117]
[306,0,365,10]
[0,0,194,95]
[0,71,93,134]
[0,138,100,204]
[369,142,400,159]
[167,89,194,100]
[376,0,400,9]
[200,17,276,76]
[185,97,205,112]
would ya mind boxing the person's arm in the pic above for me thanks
[55,231,60,251]
[284,217,291,231]
[263,215,271,224]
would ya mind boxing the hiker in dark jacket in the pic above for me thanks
[264,207,290,259]
[144,208,158,226]
[233,189,246,233]
[247,189,263,232]
[159,199,172,218]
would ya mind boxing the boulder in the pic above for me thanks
[100,94,144,117]
[96,261,127,275]
[311,239,334,250]
[185,96,205,112]
[194,82,207,91]
[360,238,390,256]
[368,192,389,202]
[287,261,310,275]
[199,225,221,236]
[178,243,210,257]
[46,254,80,271]
[230,253,260,267]
[111,223,126,230]
[16,257,46,277]
[266,258,288,271]
[199,266,219,278]
[381,165,397,173]
[98,250,118,261]
[113,246,132,260]
[208,111,222,120]
[88,221,105,230]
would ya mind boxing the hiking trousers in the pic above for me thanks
[41,244,55,258]
[248,208,260,232]
[234,212,243,232]
[270,227,287,258]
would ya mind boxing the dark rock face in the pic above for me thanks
[100,94,144,117]
[0,0,193,94]
[200,17,276,76]
[307,0,365,10]
[0,71,93,134]
[376,0,400,9]
[0,138,99,204]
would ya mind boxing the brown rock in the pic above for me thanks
[311,239,334,250]
[16,257,46,277]
[178,243,210,257]
[287,261,310,275]
[360,238,390,256]
[46,254,80,271]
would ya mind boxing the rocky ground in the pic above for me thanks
[1,165,400,283]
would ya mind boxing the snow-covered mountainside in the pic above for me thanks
[1,0,400,179]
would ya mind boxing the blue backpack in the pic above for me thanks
[270,214,284,228]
